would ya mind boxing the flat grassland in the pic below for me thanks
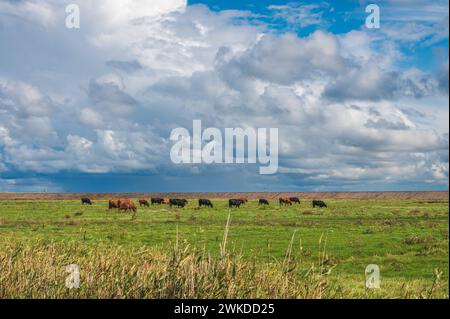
[0,192,448,298]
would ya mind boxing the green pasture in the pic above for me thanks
[0,198,448,297]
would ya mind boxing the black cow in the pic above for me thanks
[312,200,327,208]
[199,199,213,208]
[81,197,92,205]
[151,198,164,205]
[170,199,187,208]
[289,197,301,204]
[229,199,243,208]
[259,199,269,205]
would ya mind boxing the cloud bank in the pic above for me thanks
[0,0,448,191]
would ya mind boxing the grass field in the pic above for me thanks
[0,196,448,298]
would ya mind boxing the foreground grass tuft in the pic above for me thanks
[0,236,445,298]
[0,240,335,298]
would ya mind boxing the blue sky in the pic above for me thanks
[0,0,448,192]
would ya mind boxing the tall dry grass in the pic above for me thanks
[0,215,338,299]
[0,216,443,299]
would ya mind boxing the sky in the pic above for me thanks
[0,0,448,193]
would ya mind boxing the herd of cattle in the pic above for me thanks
[81,197,328,211]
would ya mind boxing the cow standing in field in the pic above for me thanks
[139,199,150,207]
[199,199,213,208]
[120,199,134,206]
[118,199,137,212]
[279,198,292,206]
[312,200,327,208]
[151,198,164,205]
[289,197,301,204]
[239,198,248,204]
[109,200,120,209]
[229,199,244,208]
[179,199,188,206]
[161,199,169,205]
[81,197,92,205]
[259,199,269,205]
[169,199,187,208]
[119,201,137,212]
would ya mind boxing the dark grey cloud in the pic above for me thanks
[217,31,348,86]
[400,107,426,119]
[364,119,410,130]
[323,67,438,101]
[88,83,136,106]
[324,70,400,101]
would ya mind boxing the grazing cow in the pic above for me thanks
[81,197,92,205]
[109,200,120,209]
[118,199,136,211]
[259,199,269,205]
[229,199,243,208]
[139,199,150,207]
[199,199,213,208]
[312,200,327,208]
[289,197,301,204]
[119,202,137,212]
[169,199,187,208]
[279,198,292,206]
[161,199,169,205]
[175,199,188,206]
[120,199,134,205]
[151,198,164,205]
[239,198,248,204]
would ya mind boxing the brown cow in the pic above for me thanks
[119,201,137,212]
[161,199,169,205]
[279,198,292,206]
[109,200,120,209]
[139,199,150,207]
[238,198,248,204]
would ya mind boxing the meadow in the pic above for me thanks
[0,196,448,298]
